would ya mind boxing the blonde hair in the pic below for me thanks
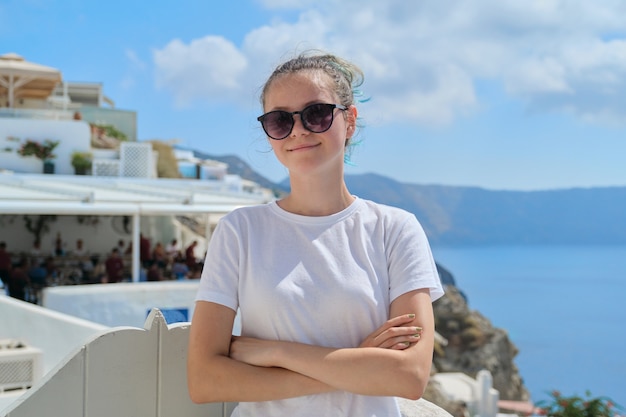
[260,51,364,109]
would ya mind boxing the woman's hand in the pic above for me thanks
[359,314,422,350]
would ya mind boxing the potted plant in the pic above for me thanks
[18,139,60,174]
[71,151,93,175]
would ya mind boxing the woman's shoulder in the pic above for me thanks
[231,201,274,215]
[219,201,276,225]
[357,198,415,220]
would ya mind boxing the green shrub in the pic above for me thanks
[71,151,93,170]
[536,390,623,417]
[18,139,59,160]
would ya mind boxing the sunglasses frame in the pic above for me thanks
[257,103,347,140]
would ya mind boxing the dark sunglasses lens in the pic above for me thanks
[263,111,293,139]
[302,104,334,133]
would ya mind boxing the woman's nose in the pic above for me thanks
[290,114,308,137]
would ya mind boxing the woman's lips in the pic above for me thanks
[288,143,321,151]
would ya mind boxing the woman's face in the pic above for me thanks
[263,72,356,177]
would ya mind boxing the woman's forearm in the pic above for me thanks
[268,339,431,399]
[188,349,334,403]
[228,335,431,399]
[188,301,334,404]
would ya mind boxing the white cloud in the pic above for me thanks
[152,0,626,124]
[503,38,626,123]
[505,58,572,95]
[241,10,330,88]
[153,36,248,107]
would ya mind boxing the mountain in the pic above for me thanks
[190,149,283,193]
[191,152,626,245]
[344,173,626,245]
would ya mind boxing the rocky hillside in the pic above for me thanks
[423,266,529,415]
[431,285,528,401]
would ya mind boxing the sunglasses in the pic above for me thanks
[257,103,347,140]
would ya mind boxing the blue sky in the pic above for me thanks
[2,0,626,190]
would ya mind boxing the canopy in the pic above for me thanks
[0,173,270,281]
[0,53,62,108]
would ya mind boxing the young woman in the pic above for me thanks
[187,51,444,417]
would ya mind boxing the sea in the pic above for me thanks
[429,244,626,409]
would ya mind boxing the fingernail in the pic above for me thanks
[408,314,415,319]
[403,342,411,347]
[412,334,421,339]
[415,327,422,333]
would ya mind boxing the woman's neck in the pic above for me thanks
[279,173,355,216]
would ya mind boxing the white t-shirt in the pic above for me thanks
[196,197,444,417]
[165,242,180,256]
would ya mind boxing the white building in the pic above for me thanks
[0,53,272,282]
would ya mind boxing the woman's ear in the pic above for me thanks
[346,105,358,135]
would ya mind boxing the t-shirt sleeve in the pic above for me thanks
[195,217,240,312]
[387,213,444,303]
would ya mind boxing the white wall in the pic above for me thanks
[41,281,241,333]
[0,118,90,174]
[0,295,108,374]
[0,215,131,256]
[0,214,183,257]
[42,281,201,328]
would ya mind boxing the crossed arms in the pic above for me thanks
[187,288,435,403]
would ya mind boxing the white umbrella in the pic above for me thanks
[0,52,62,108]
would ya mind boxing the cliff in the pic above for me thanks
[424,275,529,413]
[432,285,528,399]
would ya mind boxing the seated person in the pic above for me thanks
[8,258,30,301]
[146,264,163,281]
[28,260,47,287]
[171,256,189,280]
[104,248,124,283]
[27,260,47,304]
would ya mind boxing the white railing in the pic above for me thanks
[0,108,73,120]
[92,159,121,177]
